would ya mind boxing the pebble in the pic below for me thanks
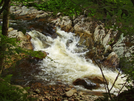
[74,93,77,97]
[65,89,77,97]
[65,87,71,91]
[8,27,14,32]
[78,92,83,96]
[35,88,40,94]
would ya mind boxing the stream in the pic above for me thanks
[28,27,127,95]
[1,17,127,95]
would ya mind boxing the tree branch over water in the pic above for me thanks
[93,58,113,100]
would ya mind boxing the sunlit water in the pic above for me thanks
[28,28,127,94]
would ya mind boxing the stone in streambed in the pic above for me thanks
[73,75,108,90]
[8,30,18,38]
[87,75,107,84]
[76,32,94,49]
[34,88,40,94]
[93,24,117,50]
[51,16,72,32]
[104,45,112,54]
[102,52,119,70]
[8,27,14,32]
[65,89,77,97]
[19,6,31,16]
[73,15,93,35]
[36,12,48,18]
[8,28,34,50]
[73,78,100,90]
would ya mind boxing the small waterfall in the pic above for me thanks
[28,28,127,94]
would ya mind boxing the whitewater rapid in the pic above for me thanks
[28,28,127,94]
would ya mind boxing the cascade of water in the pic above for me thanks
[28,28,127,94]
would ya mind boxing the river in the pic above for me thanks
[27,27,127,95]
[0,15,127,95]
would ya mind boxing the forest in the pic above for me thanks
[0,0,134,101]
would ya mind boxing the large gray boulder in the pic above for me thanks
[113,34,134,58]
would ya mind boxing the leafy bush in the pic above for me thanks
[0,74,28,101]
[120,55,134,82]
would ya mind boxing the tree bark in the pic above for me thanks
[2,0,10,36]
[0,0,11,74]
[0,0,8,15]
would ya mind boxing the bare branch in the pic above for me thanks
[110,70,120,91]
[93,58,113,100]
[118,80,127,96]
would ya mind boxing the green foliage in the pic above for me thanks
[0,33,25,70]
[0,26,2,33]
[11,0,34,6]
[0,22,41,101]
[37,0,82,17]
[0,75,29,101]
[120,55,134,81]
[0,32,46,70]
[16,0,83,17]
[14,0,134,29]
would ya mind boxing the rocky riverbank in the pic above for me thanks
[27,82,102,101]
[4,5,134,101]
[10,5,134,70]
[7,27,103,101]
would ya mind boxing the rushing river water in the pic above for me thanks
[28,28,127,94]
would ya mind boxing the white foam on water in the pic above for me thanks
[28,28,127,94]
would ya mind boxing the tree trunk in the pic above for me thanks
[0,0,10,74]
[2,0,10,36]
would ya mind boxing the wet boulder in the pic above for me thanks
[104,45,112,54]
[94,25,112,47]
[102,52,119,70]
[113,34,134,58]
[76,32,94,49]
[87,75,108,84]
[51,16,72,32]
[10,6,50,19]
[85,43,105,60]
[85,49,96,59]
[8,29,19,38]
[8,29,33,50]
[60,16,72,31]
[73,15,93,35]
[73,78,100,90]
[73,74,109,90]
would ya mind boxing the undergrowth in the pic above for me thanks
[0,74,29,101]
